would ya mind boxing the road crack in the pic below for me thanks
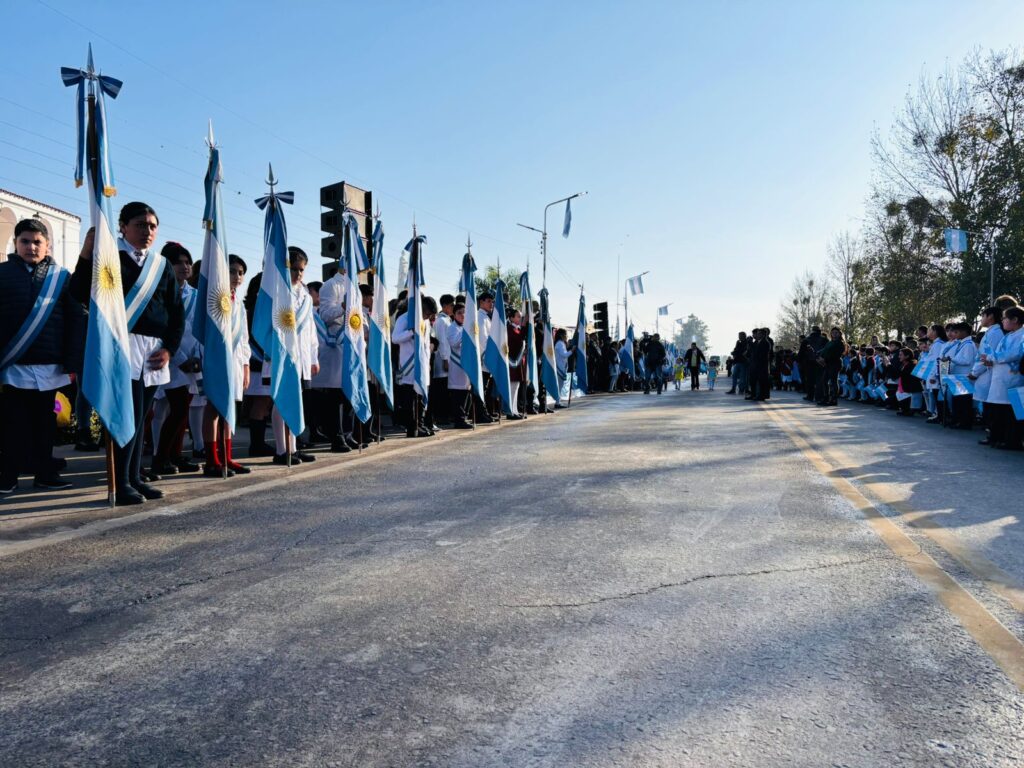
[504,553,908,608]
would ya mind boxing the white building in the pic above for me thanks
[0,188,82,269]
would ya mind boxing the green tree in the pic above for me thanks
[673,314,710,352]
[474,265,524,310]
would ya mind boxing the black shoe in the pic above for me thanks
[451,421,474,429]
[74,439,101,452]
[174,459,201,473]
[474,414,494,424]
[140,468,162,483]
[926,416,941,424]
[331,440,352,453]
[132,482,164,500]
[227,463,251,475]
[115,487,146,506]
[248,443,276,458]
[33,476,73,491]
[273,453,292,465]
[51,457,68,471]
[554,404,567,410]
[344,436,362,451]
[203,464,235,478]
[192,448,206,460]
[0,477,18,495]
[293,451,316,463]
[506,413,525,420]
[151,461,180,476]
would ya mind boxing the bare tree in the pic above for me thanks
[827,231,865,337]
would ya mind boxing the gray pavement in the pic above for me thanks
[2,389,1023,767]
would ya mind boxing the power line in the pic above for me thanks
[33,0,537,253]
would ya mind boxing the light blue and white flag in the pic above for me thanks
[658,305,670,317]
[341,212,372,423]
[252,167,304,436]
[367,219,394,411]
[562,198,572,238]
[620,323,636,377]
[193,122,236,431]
[945,374,975,397]
[911,358,936,380]
[573,289,589,392]
[485,278,515,415]
[402,233,431,404]
[459,249,486,401]
[943,228,968,254]
[538,288,560,404]
[626,274,645,296]
[519,269,538,392]
[1008,385,1024,420]
[62,46,133,447]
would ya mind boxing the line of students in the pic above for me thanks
[0,204,573,506]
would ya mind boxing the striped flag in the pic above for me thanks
[403,234,431,404]
[658,305,670,316]
[620,323,636,377]
[572,289,589,392]
[484,278,515,415]
[459,249,485,401]
[519,270,538,392]
[252,168,304,436]
[538,288,560,404]
[341,213,372,423]
[626,274,645,295]
[193,122,236,431]
[367,219,394,411]
[61,46,134,446]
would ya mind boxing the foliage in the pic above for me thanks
[672,313,711,352]
[474,265,524,310]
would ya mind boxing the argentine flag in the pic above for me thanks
[404,234,431,405]
[484,278,515,415]
[538,288,560,404]
[620,323,636,377]
[252,175,304,437]
[626,274,645,296]
[367,219,394,411]
[193,123,236,431]
[572,289,589,393]
[63,48,134,446]
[519,270,538,392]
[341,213,372,423]
[943,228,968,254]
[459,250,485,401]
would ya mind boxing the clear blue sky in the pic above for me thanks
[3,0,1023,352]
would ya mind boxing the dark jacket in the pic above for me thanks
[684,346,706,369]
[0,256,86,372]
[70,249,184,355]
[645,340,666,367]
[731,340,748,365]
[820,339,845,366]
[899,361,923,393]
[748,338,771,373]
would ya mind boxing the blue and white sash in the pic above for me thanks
[182,285,197,323]
[313,312,341,348]
[125,252,167,331]
[0,264,69,372]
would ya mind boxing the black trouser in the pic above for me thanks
[988,403,1021,447]
[1,386,58,482]
[155,385,191,465]
[449,387,471,424]
[536,361,548,411]
[689,367,700,390]
[398,383,425,434]
[803,364,819,400]
[951,394,974,428]
[428,377,448,427]
[115,377,158,491]
[819,363,840,404]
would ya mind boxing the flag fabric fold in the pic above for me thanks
[341,212,372,423]
[193,124,236,432]
[658,305,670,316]
[484,278,515,414]
[620,323,636,378]
[572,289,589,393]
[402,234,431,405]
[62,47,134,447]
[562,199,572,238]
[367,219,394,411]
[538,288,560,404]
[459,250,486,401]
[252,178,305,436]
[626,274,645,296]
[519,270,538,393]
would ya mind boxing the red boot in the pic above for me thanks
[224,434,251,474]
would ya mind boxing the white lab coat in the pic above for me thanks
[987,326,1024,405]
[447,320,471,391]
[971,325,1005,403]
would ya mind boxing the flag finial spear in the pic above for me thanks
[266,163,276,191]
[466,233,473,252]
[206,119,216,149]
[86,43,95,77]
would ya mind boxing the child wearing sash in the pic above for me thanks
[0,219,86,495]
[316,268,364,453]
[446,303,474,429]
[71,203,185,506]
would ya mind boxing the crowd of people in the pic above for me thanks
[725,299,1024,450]
[0,206,707,508]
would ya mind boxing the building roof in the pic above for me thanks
[0,188,81,222]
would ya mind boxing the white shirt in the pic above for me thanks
[478,308,492,373]
[555,339,571,375]
[433,311,452,379]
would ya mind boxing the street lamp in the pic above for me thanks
[523,191,586,289]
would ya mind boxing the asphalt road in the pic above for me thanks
[2,388,1023,767]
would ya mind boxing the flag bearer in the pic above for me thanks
[446,303,474,429]
[71,203,185,505]
[0,219,86,495]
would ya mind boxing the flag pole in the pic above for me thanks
[285,425,291,468]
[104,430,115,508]
[220,423,227,479]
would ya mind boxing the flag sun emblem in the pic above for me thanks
[96,262,119,294]
[209,290,232,322]
[348,313,362,331]
[277,309,297,331]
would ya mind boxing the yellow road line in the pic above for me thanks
[762,402,1024,691]
[769,403,1024,614]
